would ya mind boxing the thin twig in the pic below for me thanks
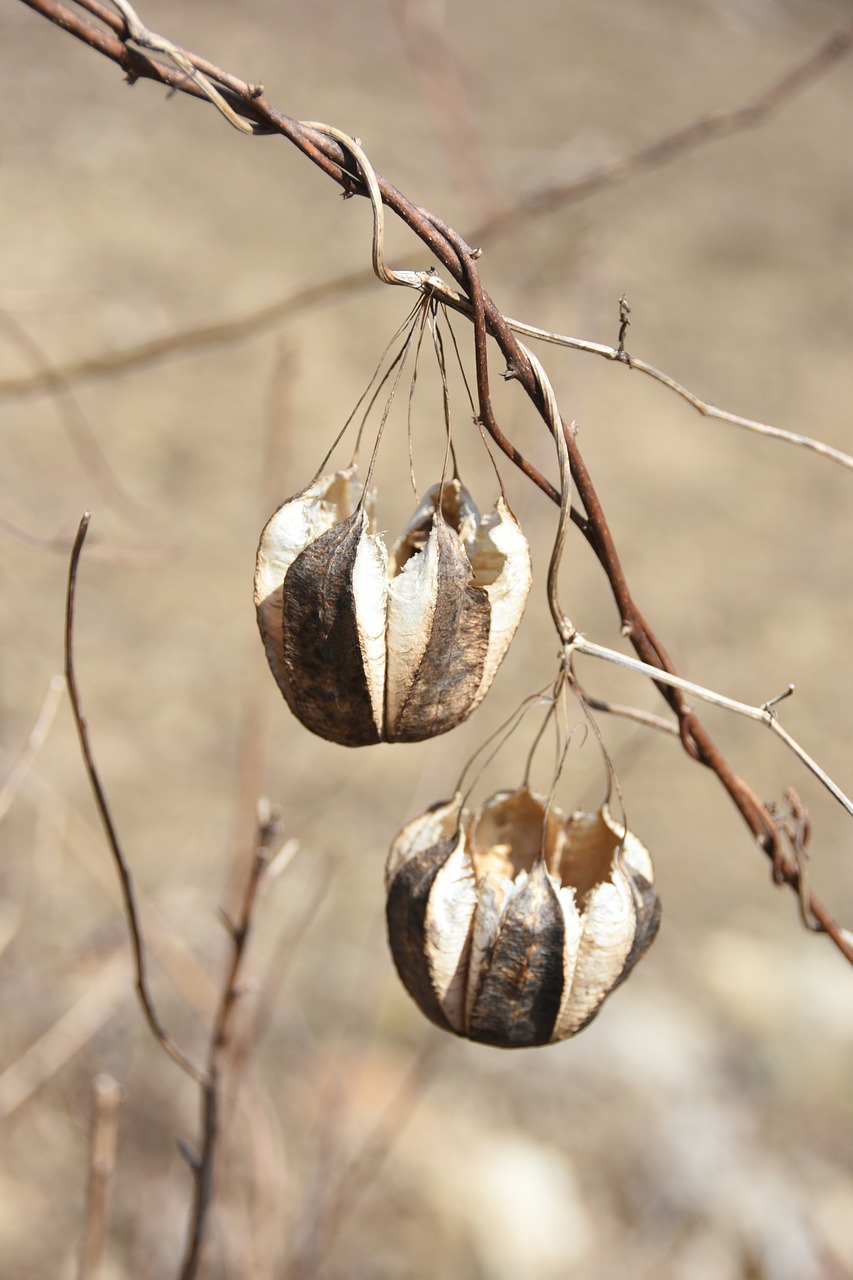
[64,512,204,1082]
[579,693,680,738]
[512,318,853,472]
[5,13,852,478]
[569,634,853,821]
[78,1073,123,1280]
[179,799,283,1280]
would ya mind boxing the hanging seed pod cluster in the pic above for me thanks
[255,293,660,1049]
[255,469,532,746]
[385,788,660,1048]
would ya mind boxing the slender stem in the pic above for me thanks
[64,513,204,1083]
[571,635,853,820]
[511,320,853,472]
[180,802,280,1280]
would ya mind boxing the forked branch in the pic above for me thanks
[65,512,292,1274]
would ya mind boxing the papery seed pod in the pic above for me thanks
[254,469,532,746]
[385,787,660,1048]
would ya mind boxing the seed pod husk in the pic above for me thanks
[385,787,660,1048]
[254,470,532,746]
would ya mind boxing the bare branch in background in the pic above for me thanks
[287,1040,440,1280]
[0,952,130,1122]
[78,1073,123,1280]
[0,269,372,397]
[64,509,303,1272]
[0,512,172,563]
[0,674,64,825]
[472,19,853,240]
[0,307,149,518]
[391,0,506,219]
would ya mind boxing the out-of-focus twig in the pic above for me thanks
[0,513,172,564]
[392,0,505,219]
[78,1073,123,1280]
[287,1040,440,1280]
[0,307,149,518]
[0,270,371,397]
[0,952,129,1122]
[473,20,853,240]
[0,673,64,824]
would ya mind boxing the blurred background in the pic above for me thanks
[2,0,852,1276]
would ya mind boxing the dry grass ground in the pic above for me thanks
[1,1,852,1276]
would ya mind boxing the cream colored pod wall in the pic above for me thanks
[385,789,661,1048]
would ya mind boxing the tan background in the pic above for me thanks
[1,0,852,1276]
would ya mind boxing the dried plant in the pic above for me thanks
[6,0,853,1275]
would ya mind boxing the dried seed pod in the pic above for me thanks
[254,470,532,746]
[385,787,660,1048]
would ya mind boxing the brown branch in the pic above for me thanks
[8,21,852,401]
[0,308,148,518]
[64,495,298,1271]
[35,0,853,966]
[179,799,282,1280]
[6,17,852,403]
[64,512,205,1082]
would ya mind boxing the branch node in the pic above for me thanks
[616,293,631,357]
[761,683,795,714]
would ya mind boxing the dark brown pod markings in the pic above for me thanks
[281,511,381,746]
[385,788,661,1048]
[255,469,532,746]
